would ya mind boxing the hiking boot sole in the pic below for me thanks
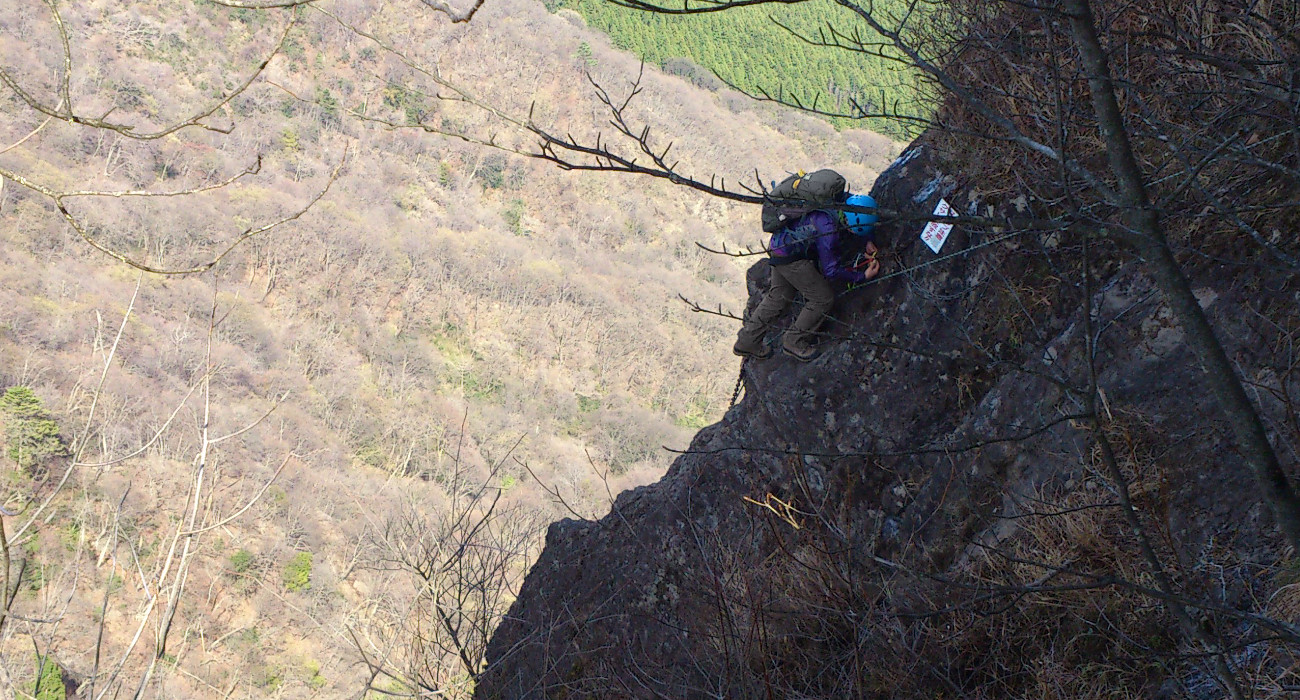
[781,346,820,362]
[733,346,773,360]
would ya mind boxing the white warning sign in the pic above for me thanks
[919,198,954,254]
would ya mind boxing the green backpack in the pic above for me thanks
[761,169,848,233]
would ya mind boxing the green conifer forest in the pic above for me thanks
[558,0,924,136]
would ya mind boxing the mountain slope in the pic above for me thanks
[0,0,900,696]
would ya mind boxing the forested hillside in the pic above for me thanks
[557,0,923,137]
[0,0,898,696]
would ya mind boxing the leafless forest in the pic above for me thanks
[0,0,900,696]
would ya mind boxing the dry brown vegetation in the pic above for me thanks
[0,0,901,697]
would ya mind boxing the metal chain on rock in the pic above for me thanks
[729,357,747,408]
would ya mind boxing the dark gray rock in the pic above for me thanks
[476,141,1294,698]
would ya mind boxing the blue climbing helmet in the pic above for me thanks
[843,194,878,237]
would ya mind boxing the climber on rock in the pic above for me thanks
[733,192,881,362]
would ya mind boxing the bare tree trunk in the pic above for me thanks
[1063,0,1300,551]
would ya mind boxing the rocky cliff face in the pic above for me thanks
[476,139,1296,698]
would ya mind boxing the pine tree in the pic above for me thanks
[315,86,340,128]
[0,386,65,472]
[28,655,66,700]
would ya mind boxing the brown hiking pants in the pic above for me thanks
[737,259,834,353]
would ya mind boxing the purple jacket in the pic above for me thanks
[769,211,867,284]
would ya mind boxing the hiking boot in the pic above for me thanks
[733,334,772,360]
[782,337,820,362]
